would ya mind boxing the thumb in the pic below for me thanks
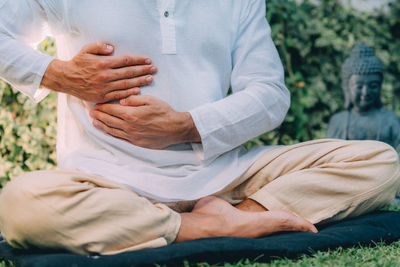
[120,95,150,107]
[81,41,114,55]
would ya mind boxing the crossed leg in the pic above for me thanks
[177,139,400,242]
[0,139,399,255]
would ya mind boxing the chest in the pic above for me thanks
[347,112,394,143]
[68,1,236,56]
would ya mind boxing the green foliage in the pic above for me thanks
[0,38,57,185]
[246,0,400,149]
[0,261,14,267]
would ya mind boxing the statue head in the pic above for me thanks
[341,44,383,112]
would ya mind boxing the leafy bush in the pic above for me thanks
[0,38,57,185]
[246,0,400,149]
[0,1,399,183]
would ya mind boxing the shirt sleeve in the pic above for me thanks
[189,0,290,161]
[0,0,56,103]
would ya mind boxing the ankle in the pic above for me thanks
[175,212,224,242]
[236,199,268,212]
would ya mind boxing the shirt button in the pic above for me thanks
[164,11,169,17]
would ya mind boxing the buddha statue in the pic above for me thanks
[326,44,400,154]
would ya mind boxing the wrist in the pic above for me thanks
[178,112,201,143]
[40,59,67,93]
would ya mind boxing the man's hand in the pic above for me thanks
[41,41,157,103]
[89,95,201,149]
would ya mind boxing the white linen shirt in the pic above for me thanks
[0,0,290,201]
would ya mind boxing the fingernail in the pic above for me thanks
[150,66,157,73]
[120,99,126,105]
[145,58,152,64]
[89,111,94,117]
[105,44,113,51]
[146,76,153,82]
[93,120,98,126]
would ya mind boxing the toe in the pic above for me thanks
[271,211,318,233]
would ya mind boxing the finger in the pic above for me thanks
[93,119,128,140]
[94,103,130,120]
[81,41,114,55]
[105,132,131,144]
[90,110,126,131]
[108,75,154,90]
[108,65,157,81]
[103,87,141,103]
[120,95,152,106]
[109,54,152,68]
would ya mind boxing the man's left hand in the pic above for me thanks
[90,95,201,149]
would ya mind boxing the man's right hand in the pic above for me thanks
[40,41,157,103]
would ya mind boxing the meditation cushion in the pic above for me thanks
[0,211,399,267]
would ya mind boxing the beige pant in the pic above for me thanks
[0,139,399,255]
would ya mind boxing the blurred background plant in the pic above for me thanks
[0,0,399,185]
[0,38,57,186]
[246,0,400,149]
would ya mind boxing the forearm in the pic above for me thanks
[0,0,57,102]
[40,59,67,93]
[190,82,289,160]
[186,0,291,160]
[0,31,54,102]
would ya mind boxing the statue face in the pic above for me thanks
[348,73,382,112]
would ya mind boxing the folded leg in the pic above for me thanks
[219,139,400,224]
[0,170,181,255]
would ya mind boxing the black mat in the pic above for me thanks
[1,211,400,267]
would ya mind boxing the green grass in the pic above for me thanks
[2,205,400,267]
[174,241,400,266]
[0,261,14,267]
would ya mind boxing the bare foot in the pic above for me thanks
[236,199,268,212]
[175,196,318,243]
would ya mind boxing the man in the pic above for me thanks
[0,0,399,255]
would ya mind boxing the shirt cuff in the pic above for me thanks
[31,56,54,103]
[189,105,230,162]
